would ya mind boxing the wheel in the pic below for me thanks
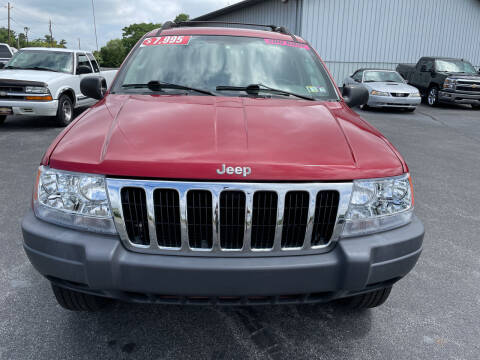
[337,287,392,309]
[51,283,113,311]
[55,94,74,127]
[427,86,439,107]
[0,115,6,125]
[361,104,370,111]
[404,107,416,112]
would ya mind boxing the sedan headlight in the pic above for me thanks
[371,90,389,96]
[25,86,49,94]
[410,92,421,97]
[33,166,116,234]
[342,174,414,237]
[443,78,456,90]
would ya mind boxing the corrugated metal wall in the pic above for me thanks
[204,0,302,33]
[301,0,480,84]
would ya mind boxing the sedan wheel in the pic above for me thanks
[427,87,439,107]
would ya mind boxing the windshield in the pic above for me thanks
[363,71,404,83]
[113,35,338,100]
[6,50,73,73]
[435,59,477,74]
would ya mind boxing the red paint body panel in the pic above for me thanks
[44,27,406,181]
[47,95,404,181]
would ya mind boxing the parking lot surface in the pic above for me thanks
[0,104,479,359]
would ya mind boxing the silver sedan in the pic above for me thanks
[343,69,421,112]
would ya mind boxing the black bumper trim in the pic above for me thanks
[22,210,424,301]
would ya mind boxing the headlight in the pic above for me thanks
[33,166,116,234]
[410,92,421,97]
[342,174,414,237]
[443,78,456,89]
[371,90,389,96]
[25,86,49,94]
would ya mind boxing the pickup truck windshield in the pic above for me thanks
[6,50,73,74]
[435,59,477,74]
[363,71,404,83]
[114,35,338,100]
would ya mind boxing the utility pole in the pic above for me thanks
[24,27,29,46]
[7,2,12,46]
[78,38,81,50]
[49,19,53,47]
[91,0,99,51]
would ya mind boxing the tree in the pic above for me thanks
[99,39,127,68]
[174,13,190,23]
[121,22,161,53]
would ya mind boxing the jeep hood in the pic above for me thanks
[47,95,405,181]
[0,69,68,83]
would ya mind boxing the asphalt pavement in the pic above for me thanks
[0,103,479,359]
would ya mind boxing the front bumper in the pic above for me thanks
[22,210,424,304]
[0,99,58,116]
[368,95,421,108]
[438,91,480,105]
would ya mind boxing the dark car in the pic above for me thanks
[397,57,480,109]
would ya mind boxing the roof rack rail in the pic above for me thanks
[157,21,298,42]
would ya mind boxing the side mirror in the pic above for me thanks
[0,63,5,69]
[80,76,107,100]
[404,79,409,84]
[342,84,369,108]
[77,65,93,75]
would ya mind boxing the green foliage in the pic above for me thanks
[174,13,190,23]
[121,22,162,53]
[99,39,127,68]
[0,27,66,49]
[97,14,189,68]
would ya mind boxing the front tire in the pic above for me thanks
[427,86,439,107]
[337,287,392,309]
[0,115,6,125]
[51,284,113,311]
[56,94,74,127]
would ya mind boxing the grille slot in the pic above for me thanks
[251,191,278,249]
[153,189,181,248]
[187,190,213,249]
[311,191,340,246]
[220,191,246,250]
[281,191,309,248]
[121,187,150,245]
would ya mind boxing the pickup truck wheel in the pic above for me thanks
[427,87,439,107]
[51,284,113,311]
[337,287,392,309]
[56,94,74,127]
[0,115,6,125]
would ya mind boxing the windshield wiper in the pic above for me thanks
[5,66,57,72]
[122,81,216,96]
[216,83,315,101]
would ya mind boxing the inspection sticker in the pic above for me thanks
[264,38,309,49]
[306,86,327,94]
[141,36,191,47]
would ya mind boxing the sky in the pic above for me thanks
[2,0,242,50]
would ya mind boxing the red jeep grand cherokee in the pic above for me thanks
[22,23,424,311]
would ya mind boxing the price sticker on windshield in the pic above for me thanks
[141,36,191,47]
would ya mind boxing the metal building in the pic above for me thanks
[195,0,480,84]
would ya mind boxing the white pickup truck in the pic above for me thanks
[0,48,117,126]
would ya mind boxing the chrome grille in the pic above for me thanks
[108,180,353,257]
